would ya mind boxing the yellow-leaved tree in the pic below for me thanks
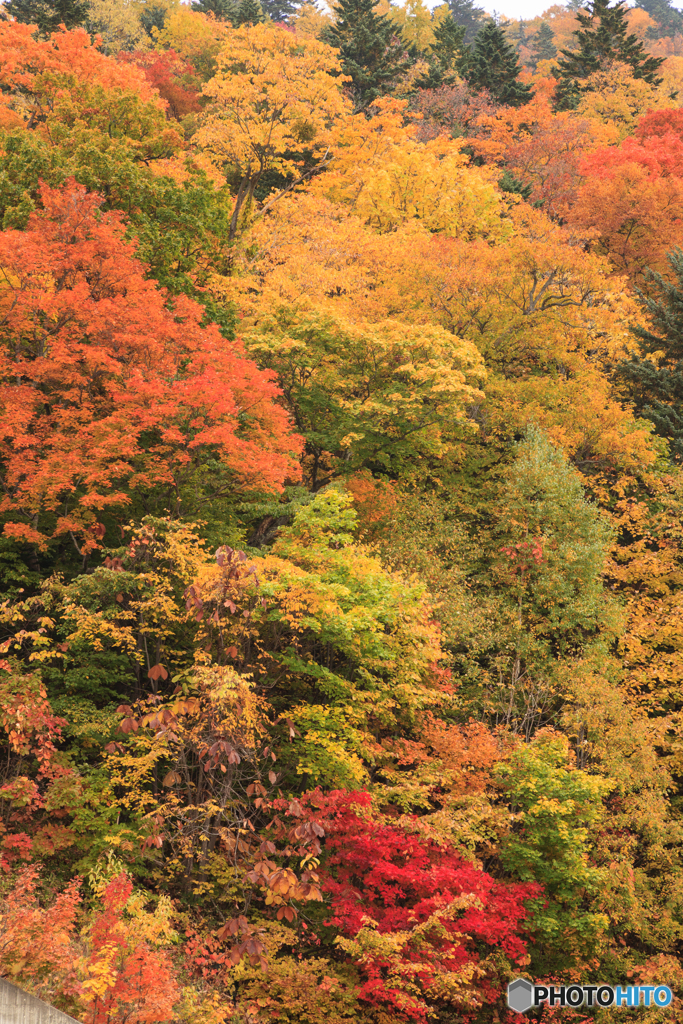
[197,23,349,238]
[312,97,506,238]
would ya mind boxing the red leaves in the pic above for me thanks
[118,48,202,121]
[570,108,683,281]
[500,537,545,572]
[304,790,539,1020]
[148,664,168,683]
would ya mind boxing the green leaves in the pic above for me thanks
[495,732,612,972]
[244,305,485,487]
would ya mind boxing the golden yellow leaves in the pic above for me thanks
[312,98,506,239]
[197,24,349,180]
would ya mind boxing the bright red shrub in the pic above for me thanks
[306,790,540,1021]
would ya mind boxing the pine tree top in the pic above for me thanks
[467,20,534,106]
[193,0,234,19]
[5,0,89,33]
[325,0,415,111]
[447,0,487,45]
[633,249,683,362]
[232,0,265,25]
[416,13,468,87]
[558,0,664,84]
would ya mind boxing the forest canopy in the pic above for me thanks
[1,0,683,1021]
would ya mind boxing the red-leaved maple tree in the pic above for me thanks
[306,790,540,1021]
[117,49,202,121]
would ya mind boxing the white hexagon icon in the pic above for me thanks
[507,977,534,1014]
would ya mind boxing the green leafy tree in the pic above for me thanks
[324,0,415,111]
[495,733,612,974]
[616,249,683,461]
[466,21,533,106]
[447,0,486,45]
[556,0,664,110]
[4,0,88,32]
[243,305,484,488]
[492,426,615,645]
[465,427,616,735]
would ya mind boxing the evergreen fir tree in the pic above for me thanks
[557,0,664,86]
[514,19,528,52]
[259,0,301,21]
[498,169,532,200]
[447,0,487,44]
[5,0,88,33]
[466,21,534,106]
[193,0,235,19]
[416,13,468,88]
[140,2,169,39]
[529,21,557,69]
[232,0,264,24]
[324,0,415,112]
[616,250,683,461]
[637,0,683,39]
[553,76,583,110]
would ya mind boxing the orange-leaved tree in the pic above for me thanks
[0,181,301,556]
[0,22,180,161]
[570,106,683,282]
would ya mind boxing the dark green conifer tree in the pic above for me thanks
[557,0,664,94]
[324,0,414,112]
[498,169,532,200]
[447,0,486,44]
[140,2,168,39]
[637,0,683,39]
[529,21,557,69]
[416,13,468,88]
[192,0,234,19]
[466,21,534,106]
[259,0,301,21]
[514,19,528,52]
[616,250,683,461]
[5,0,88,33]
[231,0,264,24]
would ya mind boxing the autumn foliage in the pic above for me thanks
[3,5,683,1024]
[0,182,300,552]
[307,790,538,1020]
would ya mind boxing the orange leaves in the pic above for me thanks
[0,181,301,549]
[0,22,180,159]
[148,664,168,684]
[569,106,683,282]
[0,864,82,993]
[467,83,616,219]
[80,874,180,1024]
